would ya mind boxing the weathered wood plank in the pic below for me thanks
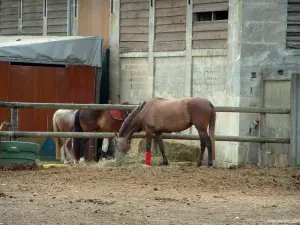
[22,27,43,33]
[287,25,300,33]
[120,33,149,42]
[0,1,19,8]
[156,15,186,25]
[121,0,149,3]
[193,0,228,4]
[155,32,186,41]
[288,4,300,12]
[0,28,19,35]
[287,13,300,21]
[156,24,186,33]
[192,39,227,49]
[193,30,227,40]
[22,6,43,14]
[47,11,67,19]
[47,18,68,26]
[120,26,149,34]
[287,36,300,42]
[120,2,149,11]
[193,2,228,12]
[23,13,44,21]
[121,10,149,19]
[156,7,186,17]
[0,21,19,29]
[154,41,186,51]
[0,15,19,22]
[156,0,186,9]
[23,0,43,7]
[120,42,148,53]
[193,21,228,31]
[47,0,68,4]
[120,18,149,27]
[47,4,68,12]
[22,20,43,27]
[47,25,67,33]
[0,7,19,15]
[47,32,67,36]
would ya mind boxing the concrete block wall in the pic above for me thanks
[237,0,300,166]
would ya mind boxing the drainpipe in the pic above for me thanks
[67,0,72,35]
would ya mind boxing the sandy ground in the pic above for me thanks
[1,162,300,225]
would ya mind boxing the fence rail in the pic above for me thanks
[0,100,294,167]
[0,131,290,144]
[0,101,291,114]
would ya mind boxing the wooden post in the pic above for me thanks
[10,108,19,141]
[290,73,300,167]
[258,79,266,167]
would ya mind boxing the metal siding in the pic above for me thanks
[0,62,10,127]
[0,64,95,132]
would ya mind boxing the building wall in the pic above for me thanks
[110,0,240,167]
[78,0,110,50]
[232,0,300,167]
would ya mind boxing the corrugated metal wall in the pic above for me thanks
[0,61,96,132]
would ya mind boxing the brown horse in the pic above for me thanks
[73,101,132,164]
[114,97,216,167]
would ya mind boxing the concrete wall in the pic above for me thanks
[236,0,300,167]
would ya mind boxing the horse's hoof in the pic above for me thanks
[207,165,213,168]
[159,160,169,166]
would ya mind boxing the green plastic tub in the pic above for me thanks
[0,141,40,165]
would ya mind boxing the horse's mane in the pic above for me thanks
[119,101,147,137]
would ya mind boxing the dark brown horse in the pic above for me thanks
[114,97,216,167]
[73,101,132,164]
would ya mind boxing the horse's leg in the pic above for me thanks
[154,133,168,166]
[64,138,74,164]
[197,129,212,168]
[144,132,153,165]
[101,138,109,160]
[197,136,206,167]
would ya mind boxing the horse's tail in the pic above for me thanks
[52,112,62,159]
[208,102,216,160]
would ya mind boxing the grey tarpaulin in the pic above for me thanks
[0,35,103,67]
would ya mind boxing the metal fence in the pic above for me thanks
[0,99,295,167]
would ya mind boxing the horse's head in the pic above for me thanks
[113,133,131,164]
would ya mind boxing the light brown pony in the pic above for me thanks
[114,97,216,167]
[73,101,132,164]
[52,109,77,164]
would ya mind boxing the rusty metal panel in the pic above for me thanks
[0,63,95,132]
[0,62,10,128]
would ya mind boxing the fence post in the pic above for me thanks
[10,108,19,141]
[258,79,266,167]
[290,73,300,167]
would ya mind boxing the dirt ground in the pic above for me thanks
[1,162,300,225]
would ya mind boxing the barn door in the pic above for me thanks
[263,79,291,167]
